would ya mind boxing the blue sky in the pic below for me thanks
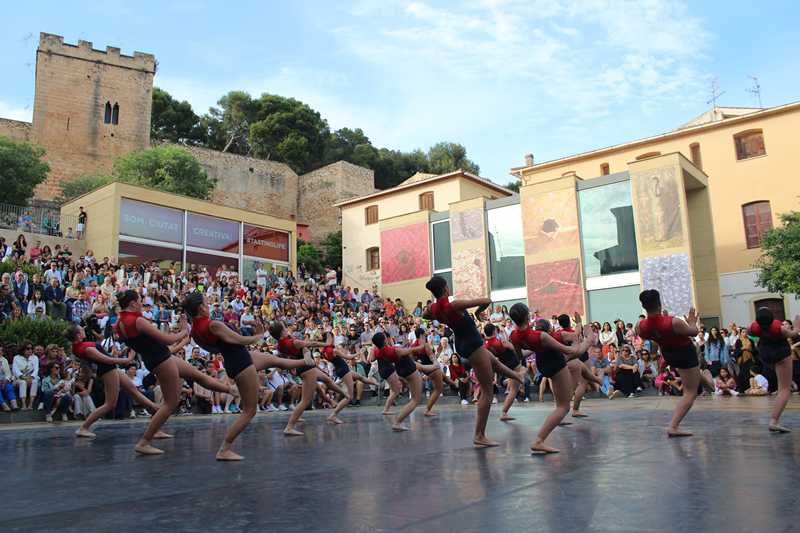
[2,1,798,183]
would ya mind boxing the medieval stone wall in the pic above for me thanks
[0,119,32,142]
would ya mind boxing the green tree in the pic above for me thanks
[151,87,204,144]
[427,142,480,176]
[205,91,259,154]
[57,173,113,202]
[756,211,800,295]
[113,146,216,199]
[504,180,521,192]
[321,230,342,270]
[249,94,330,173]
[0,136,50,206]
[297,239,323,274]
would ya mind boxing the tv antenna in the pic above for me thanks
[706,77,725,110]
[746,75,763,108]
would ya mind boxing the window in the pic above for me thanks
[431,221,451,271]
[600,163,610,176]
[734,129,766,160]
[111,103,119,125]
[487,204,526,291]
[103,102,112,124]
[578,180,638,277]
[366,247,380,271]
[742,201,772,248]
[364,205,378,225]
[689,143,702,170]
[635,151,661,160]
[419,191,435,211]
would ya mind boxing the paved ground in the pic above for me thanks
[1,396,798,532]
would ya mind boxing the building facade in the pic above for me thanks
[61,182,297,282]
[512,103,800,326]
[0,33,373,244]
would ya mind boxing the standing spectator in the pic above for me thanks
[13,343,39,410]
[77,207,87,239]
[734,329,756,393]
[705,327,727,376]
[0,346,19,411]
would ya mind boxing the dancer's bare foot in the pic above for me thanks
[769,424,791,433]
[216,449,244,461]
[283,428,304,436]
[75,428,96,438]
[134,443,164,455]
[530,442,559,454]
[499,413,515,421]
[392,423,409,432]
[473,437,500,448]
[153,430,173,439]
[326,415,344,425]
[423,411,437,417]
[571,411,588,418]
[667,428,693,438]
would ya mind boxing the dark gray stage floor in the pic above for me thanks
[1,398,798,532]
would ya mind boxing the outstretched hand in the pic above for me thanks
[573,311,582,325]
[252,319,265,336]
[686,307,698,327]
[178,313,188,332]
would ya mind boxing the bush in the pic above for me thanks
[0,259,40,279]
[58,173,114,202]
[0,317,71,352]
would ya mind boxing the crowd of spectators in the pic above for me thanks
[1,230,799,423]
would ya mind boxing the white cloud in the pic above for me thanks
[0,100,32,122]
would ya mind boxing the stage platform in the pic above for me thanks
[1,396,798,532]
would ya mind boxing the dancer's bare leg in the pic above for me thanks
[769,358,793,433]
[667,367,700,437]
[531,367,572,454]
[174,358,230,394]
[491,356,524,384]
[136,359,180,455]
[471,348,499,447]
[328,373,354,424]
[383,374,401,415]
[252,351,315,371]
[284,370,317,436]
[500,368,521,421]
[217,366,259,461]
[393,372,422,431]
[76,371,119,438]
[424,370,444,416]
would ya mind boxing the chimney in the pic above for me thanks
[524,153,534,167]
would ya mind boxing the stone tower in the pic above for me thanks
[31,33,155,199]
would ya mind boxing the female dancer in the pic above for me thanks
[368,344,404,416]
[508,303,593,454]
[321,332,378,425]
[422,275,523,447]
[550,313,602,418]
[183,292,318,460]
[636,289,713,438]
[371,332,427,431]
[114,290,229,455]
[411,327,453,417]
[268,321,349,436]
[483,323,522,421]
[749,307,800,433]
[67,324,171,439]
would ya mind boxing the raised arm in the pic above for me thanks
[395,345,426,358]
[209,320,264,347]
[672,308,699,337]
[169,335,191,354]
[82,345,135,366]
[450,297,491,314]
[540,331,591,360]
[421,305,433,320]
[136,315,189,345]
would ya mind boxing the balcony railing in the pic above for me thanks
[0,202,82,239]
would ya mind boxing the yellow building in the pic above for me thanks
[336,170,513,306]
[61,182,297,280]
[512,102,800,326]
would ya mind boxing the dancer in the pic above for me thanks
[550,313,602,418]
[422,275,523,447]
[371,332,427,431]
[483,323,522,421]
[183,292,319,460]
[66,324,169,439]
[114,289,230,455]
[508,303,593,454]
[636,290,713,438]
[411,327,452,417]
[368,344,404,416]
[749,307,800,433]
[268,322,349,436]
[322,332,378,425]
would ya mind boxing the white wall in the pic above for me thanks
[719,269,800,326]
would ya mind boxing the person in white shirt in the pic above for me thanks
[745,368,769,396]
[13,344,39,410]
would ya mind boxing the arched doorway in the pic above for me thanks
[753,298,785,322]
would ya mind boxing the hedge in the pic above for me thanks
[0,317,71,352]
[0,259,40,279]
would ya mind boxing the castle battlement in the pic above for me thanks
[38,32,156,73]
